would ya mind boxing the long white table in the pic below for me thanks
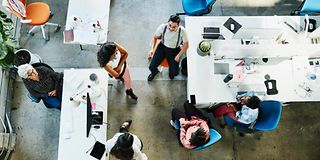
[185,16,320,107]
[58,69,108,160]
[64,0,110,45]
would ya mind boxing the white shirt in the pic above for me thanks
[236,105,259,124]
[155,23,188,48]
[106,132,148,160]
[107,50,124,72]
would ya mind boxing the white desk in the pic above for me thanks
[58,69,108,160]
[64,0,110,45]
[185,16,320,107]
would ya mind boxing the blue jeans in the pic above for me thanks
[43,96,61,110]
[149,43,180,76]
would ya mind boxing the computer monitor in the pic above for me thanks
[233,28,283,40]
[86,92,92,137]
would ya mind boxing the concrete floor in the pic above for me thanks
[7,0,320,160]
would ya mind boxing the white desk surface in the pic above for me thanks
[64,0,110,45]
[58,69,108,160]
[185,16,320,106]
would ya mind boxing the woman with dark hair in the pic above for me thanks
[97,42,137,100]
[106,120,147,160]
[213,91,261,125]
[170,101,210,149]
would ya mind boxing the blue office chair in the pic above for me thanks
[193,129,222,151]
[224,100,282,132]
[291,0,320,15]
[177,0,216,16]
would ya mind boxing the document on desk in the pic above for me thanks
[73,27,99,45]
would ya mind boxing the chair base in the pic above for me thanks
[28,22,61,41]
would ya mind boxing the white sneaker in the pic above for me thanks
[170,120,177,129]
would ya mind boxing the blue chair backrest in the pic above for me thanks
[253,100,282,131]
[224,100,282,131]
[193,129,222,150]
[300,0,320,14]
[182,0,216,16]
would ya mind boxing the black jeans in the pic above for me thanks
[149,43,180,76]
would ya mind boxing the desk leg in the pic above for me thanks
[80,45,84,51]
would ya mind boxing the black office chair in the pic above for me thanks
[176,0,216,16]
[291,0,320,15]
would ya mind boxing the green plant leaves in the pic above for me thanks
[0,10,19,68]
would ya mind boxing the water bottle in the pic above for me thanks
[223,74,233,83]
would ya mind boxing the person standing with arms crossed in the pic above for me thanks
[147,15,189,81]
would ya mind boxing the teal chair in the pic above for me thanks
[177,0,216,16]
[193,129,222,150]
[291,0,320,15]
[224,100,282,133]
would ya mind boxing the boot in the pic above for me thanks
[126,89,138,100]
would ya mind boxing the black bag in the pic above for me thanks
[181,57,187,76]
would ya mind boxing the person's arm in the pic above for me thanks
[23,79,47,98]
[174,28,189,62]
[174,41,188,62]
[133,147,148,160]
[147,24,164,59]
[104,64,120,78]
[147,36,161,60]
[179,126,194,149]
[113,42,128,73]
[42,67,61,96]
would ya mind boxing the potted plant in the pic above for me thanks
[0,10,19,69]
[197,40,211,56]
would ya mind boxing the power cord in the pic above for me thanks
[85,133,97,154]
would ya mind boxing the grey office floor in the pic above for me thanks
[8,0,320,160]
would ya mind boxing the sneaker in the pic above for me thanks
[126,89,138,100]
[170,120,177,129]
[147,71,159,81]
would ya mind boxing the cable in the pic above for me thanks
[85,133,97,153]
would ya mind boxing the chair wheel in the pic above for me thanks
[29,32,35,36]
[45,37,50,41]
[55,25,61,32]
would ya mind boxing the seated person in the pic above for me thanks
[17,63,63,110]
[170,101,210,149]
[213,91,261,125]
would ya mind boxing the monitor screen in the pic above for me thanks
[233,28,283,40]
[86,92,92,137]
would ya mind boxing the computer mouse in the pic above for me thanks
[230,24,235,30]
[94,125,100,129]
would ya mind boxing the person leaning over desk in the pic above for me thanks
[213,91,261,126]
[147,14,189,81]
[97,42,138,100]
[17,64,63,110]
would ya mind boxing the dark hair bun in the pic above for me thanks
[117,133,134,149]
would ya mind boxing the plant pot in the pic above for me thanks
[197,40,211,56]
[14,49,42,66]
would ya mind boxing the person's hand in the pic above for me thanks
[227,103,237,111]
[179,118,187,127]
[114,66,121,73]
[174,55,180,62]
[147,50,154,60]
[48,90,57,96]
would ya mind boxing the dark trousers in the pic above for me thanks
[149,43,180,76]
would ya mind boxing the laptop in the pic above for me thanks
[214,63,230,74]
